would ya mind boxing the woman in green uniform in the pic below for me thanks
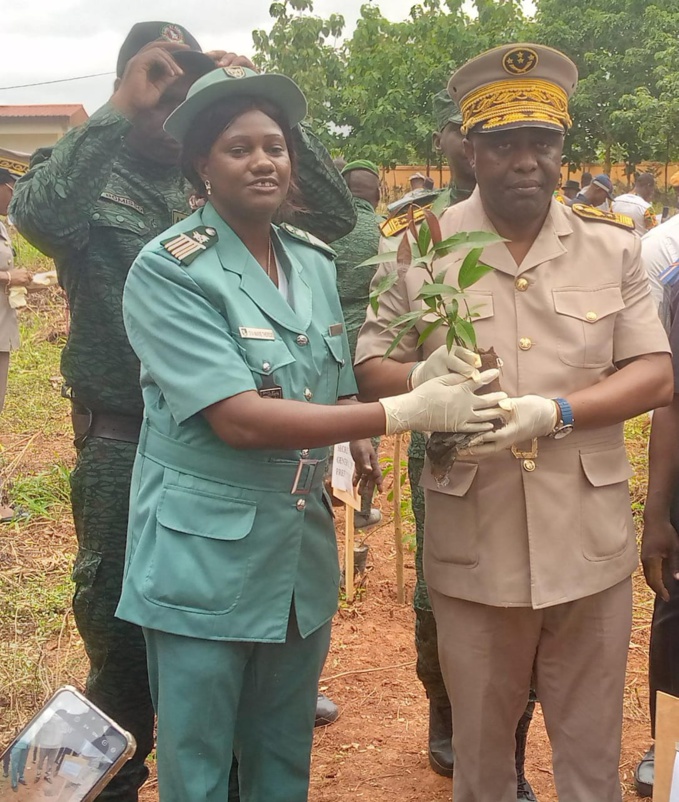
[117,66,505,802]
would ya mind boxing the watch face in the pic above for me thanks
[553,424,574,440]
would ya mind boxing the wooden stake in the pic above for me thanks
[393,435,405,604]
[344,502,355,603]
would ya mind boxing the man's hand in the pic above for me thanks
[350,439,383,498]
[111,41,189,119]
[409,344,481,388]
[6,268,33,287]
[641,514,679,601]
[205,52,257,71]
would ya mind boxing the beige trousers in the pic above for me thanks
[430,578,632,802]
[0,351,9,415]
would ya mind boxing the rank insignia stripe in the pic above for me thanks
[279,223,336,257]
[570,203,635,231]
[160,226,218,265]
[380,204,432,238]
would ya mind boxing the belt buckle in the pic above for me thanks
[511,438,538,472]
[291,458,321,495]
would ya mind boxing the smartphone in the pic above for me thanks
[0,686,136,802]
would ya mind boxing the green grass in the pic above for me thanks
[7,226,53,272]
[8,463,71,519]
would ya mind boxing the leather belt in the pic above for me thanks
[89,412,143,444]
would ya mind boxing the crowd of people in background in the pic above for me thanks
[4,22,679,802]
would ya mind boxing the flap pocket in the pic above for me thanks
[156,484,256,540]
[323,333,346,365]
[553,286,624,323]
[91,202,148,236]
[464,291,494,321]
[239,337,295,376]
[420,459,478,497]
[580,446,634,487]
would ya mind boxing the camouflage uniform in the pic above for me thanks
[10,102,355,802]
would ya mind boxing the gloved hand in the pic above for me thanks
[379,370,506,435]
[460,395,558,456]
[409,344,481,388]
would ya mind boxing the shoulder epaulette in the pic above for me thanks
[279,223,336,257]
[570,203,635,231]
[161,225,219,266]
[380,203,432,238]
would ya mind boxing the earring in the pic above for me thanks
[204,179,212,195]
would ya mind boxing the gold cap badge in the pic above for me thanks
[502,48,538,76]
[224,66,246,79]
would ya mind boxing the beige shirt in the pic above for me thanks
[0,221,19,352]
[356,189,670,609]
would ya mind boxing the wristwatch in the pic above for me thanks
[551,397,574,439]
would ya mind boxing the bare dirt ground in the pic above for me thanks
[0,408,657,802]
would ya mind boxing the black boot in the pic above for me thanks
[515,705,538,802]
[428,699,454,777]
[315,693,339,727]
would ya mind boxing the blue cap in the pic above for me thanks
[591,174,614,198]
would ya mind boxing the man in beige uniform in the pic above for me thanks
[355,44,673,802]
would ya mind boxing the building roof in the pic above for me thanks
[0,105,88,124]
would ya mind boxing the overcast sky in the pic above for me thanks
[0,0,426,114]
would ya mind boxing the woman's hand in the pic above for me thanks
[5,268,33,287]
[350,439,383,498]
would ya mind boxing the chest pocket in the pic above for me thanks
[552,286,625,368]
[91,201,149,238]
[238,337,295,391]
[144,484,255,614]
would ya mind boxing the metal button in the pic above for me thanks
[301,448,310,458]
[116,215,125,223]
[523,459,536,472]
[586,311,598,322]
[262,361,271,373]
[296,499,306,511]
[303,388,313,401]
[296,334,309,346]
[515,278,529,292]
[92,213,100,220]
[518,337,533,351]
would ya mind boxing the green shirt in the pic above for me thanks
[333,197,382,358]
[117,204,356,641]
[10,103,356,417]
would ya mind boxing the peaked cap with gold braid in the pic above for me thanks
[447,44,578,135]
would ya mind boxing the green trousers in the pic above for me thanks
[70,436,154,801]
[144,610,331,802]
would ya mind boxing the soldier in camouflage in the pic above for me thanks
[393,90,538,802]
[10,22,356,802]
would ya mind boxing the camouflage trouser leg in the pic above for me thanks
[70,437,154,802]
[408,448,450,706]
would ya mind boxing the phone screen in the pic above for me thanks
[0,689,131,801]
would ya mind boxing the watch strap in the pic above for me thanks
[552,397,574,427]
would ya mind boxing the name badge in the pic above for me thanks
[258,374,283,400]
[328,323,344,336]
[239,327,275,341]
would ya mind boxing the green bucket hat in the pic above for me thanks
[164,66,308,143]
[432,89,463,132]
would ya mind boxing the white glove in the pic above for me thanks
[410,344,481,388]
[460,395,558,456]
[379,370,507,435]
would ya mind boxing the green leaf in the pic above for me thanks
[434,268,449,285]
[446,298,459,320]
[455,317,477,349]
[385,317,421,357]
[358,251,399,268]
[416,318,444,346]
[416,283,460,299]
[445,325,456,353]
[385,309,426,332]
[458,250,494,290]
[430,191,451,218]
[369,269,399,313]
[417,221,432,257]
[433,231,504,257]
